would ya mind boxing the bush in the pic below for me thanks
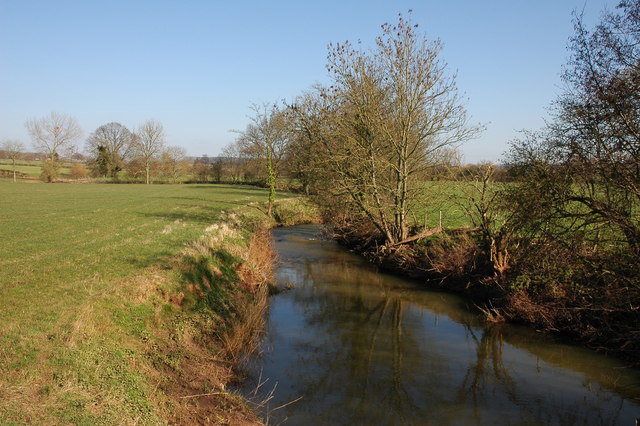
[70,163,89,180]
[40,159,60,182]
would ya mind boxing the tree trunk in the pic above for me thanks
[266,150,276,217]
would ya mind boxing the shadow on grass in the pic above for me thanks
[153,197,254,206]
[180,249,245,318]
[137,201,245,225]
[124,250,174,269]
[186,184,266,192]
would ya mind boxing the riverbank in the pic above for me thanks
[156,198,321,423]
[329,221,640,367]
[0,180,319,424]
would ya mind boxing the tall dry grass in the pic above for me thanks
[221,229,275,365]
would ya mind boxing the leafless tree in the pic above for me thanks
[86,122,135,179]
[302,13,481,244]
[221,141,248,182]
[235,104,292,216]
[506,0,640,258]
[287,90,332,195]
[25,112,82,161]
[1,140,25,182]
[134,120,166,184]
[159,145,189,182]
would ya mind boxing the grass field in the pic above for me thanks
[0,159,73,179]
[411,181,493,230]
[0,181,283,423]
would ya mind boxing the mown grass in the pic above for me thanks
[0,181,293,423]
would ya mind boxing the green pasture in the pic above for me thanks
[0,182,274,289]
[0,159,74,167]
[0,181,277,423]
[0,159,73,179]
[414,181,494,229]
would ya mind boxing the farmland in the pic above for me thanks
[0,159,73,179]
[0,181,287,423]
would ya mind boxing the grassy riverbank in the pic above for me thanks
[0,181,319,423]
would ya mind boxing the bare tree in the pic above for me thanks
[506,1,640,258]
[1,140,25,182]
[134,120,166,184]
[86,122,135,179]
[25,112,82,160]
[159,145,189,182]
[287,90,331,195]
[235,104,292,216]
[221,141,247,182]
[303,13,480,244]
[457,164,515,278]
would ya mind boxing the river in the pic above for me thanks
[240,225,640,425]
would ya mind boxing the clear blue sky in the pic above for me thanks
[0,0,617,163]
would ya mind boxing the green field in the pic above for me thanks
[0,181,278,423]
[0,159,73,179]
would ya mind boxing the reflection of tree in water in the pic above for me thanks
[456,325,517,422]
[258,234,637,425]
[273,256,440,424]
[454,324,628,425]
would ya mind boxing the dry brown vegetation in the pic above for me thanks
[157,222,275,425]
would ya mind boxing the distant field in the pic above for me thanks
[0,159,73,179]
[0,182,277,423]
[414,181,497,229]
[0,182,273,288]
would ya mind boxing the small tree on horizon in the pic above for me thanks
[25,112,82,161]
[133,120,166,184]
[234,104,292,216]
[1,140,25,182]
[25,112,82,182]
[86,122,135,179]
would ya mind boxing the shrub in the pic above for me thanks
[40,159,60,182]
[70,163,89,180]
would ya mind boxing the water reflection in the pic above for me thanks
[242,225,640,425]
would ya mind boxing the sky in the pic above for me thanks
[0,0,619,163]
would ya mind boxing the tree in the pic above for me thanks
[287,90,330,195]
[235,104,292,216]
[134,120,166,184]
[159,146,189,182]
[1,140,25,182]
[70,163,89,180]
[506,1,640,259]
[192,155,213,182]
[25,112,82,161]
[92,145,110,177]
[40,158,60,183]
[221,142,251,182]
[299,13,480,244]
[86,122,135,179]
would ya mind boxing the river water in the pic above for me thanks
[240,225,640,425]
